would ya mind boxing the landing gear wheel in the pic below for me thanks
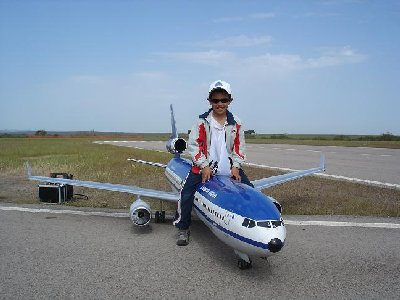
[238,258,252,270]
[154,211,166,223]
[155,211,160,223]
[161,211,166,223]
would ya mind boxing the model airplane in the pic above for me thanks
[27,105,325,269]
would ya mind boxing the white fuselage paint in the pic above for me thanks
[193,192,286,257]
[165,165,286,258]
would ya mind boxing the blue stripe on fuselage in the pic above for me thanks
[193,204,269,250]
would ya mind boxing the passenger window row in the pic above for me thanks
[195,196,224,221]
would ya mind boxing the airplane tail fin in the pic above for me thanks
[166,104,187,157]
[170,104,178,139]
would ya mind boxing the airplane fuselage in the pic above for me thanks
[165,157,286,259]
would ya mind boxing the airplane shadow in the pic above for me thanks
[190,220,275,276]
[130,224,153,235]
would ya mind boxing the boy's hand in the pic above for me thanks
[231,167,241,182]
[201,166,212,183]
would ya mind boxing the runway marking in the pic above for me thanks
[244,162,400,190]
[1,206,399,229]
[306,150,321,153]
[285,148,297,151]
[95,141,400,190]
[285,220,400,229]
[379,154,392,157]
[0,206,129,218]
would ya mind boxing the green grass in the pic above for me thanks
[1,137,399,216]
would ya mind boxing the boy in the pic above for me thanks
[173,80,253,246]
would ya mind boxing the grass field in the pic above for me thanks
[0,137,399,217]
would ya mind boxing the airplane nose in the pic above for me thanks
[268,238,284,253]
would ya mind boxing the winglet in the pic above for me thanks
[26,161,32,178]
[170,104,178,139]
[320,154,326,171]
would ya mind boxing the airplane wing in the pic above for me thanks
[26,162,179,202]
[251,155,325,191]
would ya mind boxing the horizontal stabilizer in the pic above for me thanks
[251,155,325,191]
[127,158,167,168]
[26,162,179,202]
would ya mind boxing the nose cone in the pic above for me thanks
[268,238,284,253]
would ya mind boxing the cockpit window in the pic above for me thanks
[257,221,271,228]
[242,218,256,228]
[248,220,256,228]
[257,220,283,228]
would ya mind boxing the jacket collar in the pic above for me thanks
[199,108,236,125]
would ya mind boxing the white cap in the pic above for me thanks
[208,80,232,96]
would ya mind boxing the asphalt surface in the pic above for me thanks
[95,141,400,186]
[1,204,399,299]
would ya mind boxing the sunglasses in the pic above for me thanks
[209,98,231,104]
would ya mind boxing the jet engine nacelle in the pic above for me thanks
[166,137,187,154]
[129,199,151,226]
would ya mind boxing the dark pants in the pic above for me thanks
[174,169,253,230]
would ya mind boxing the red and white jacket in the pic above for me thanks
[188,109,247,174]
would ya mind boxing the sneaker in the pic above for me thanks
[176,229,190,246]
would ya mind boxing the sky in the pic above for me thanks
[0,0,399,135]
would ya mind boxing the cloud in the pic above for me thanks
[212,12,275,23]
[305,46,367,68]
[160,46,366,73]
[197,35,273,48]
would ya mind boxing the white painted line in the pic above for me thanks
[379,154,392,157]
[94,141,400,190]
[0,206,129,218]
[285,220,400,229]
[2,206,399,229]
[306,150,321,153]
[245,162,296,172]
[316,173,400,189]
[244,162,400,190]
[285,148,297,151]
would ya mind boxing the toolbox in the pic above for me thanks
[38,184,68,204]
[38,173,74,204]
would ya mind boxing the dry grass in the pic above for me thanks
[1,138,399,216]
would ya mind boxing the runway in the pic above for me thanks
[95,141,400,188]
[1,204,399,299]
